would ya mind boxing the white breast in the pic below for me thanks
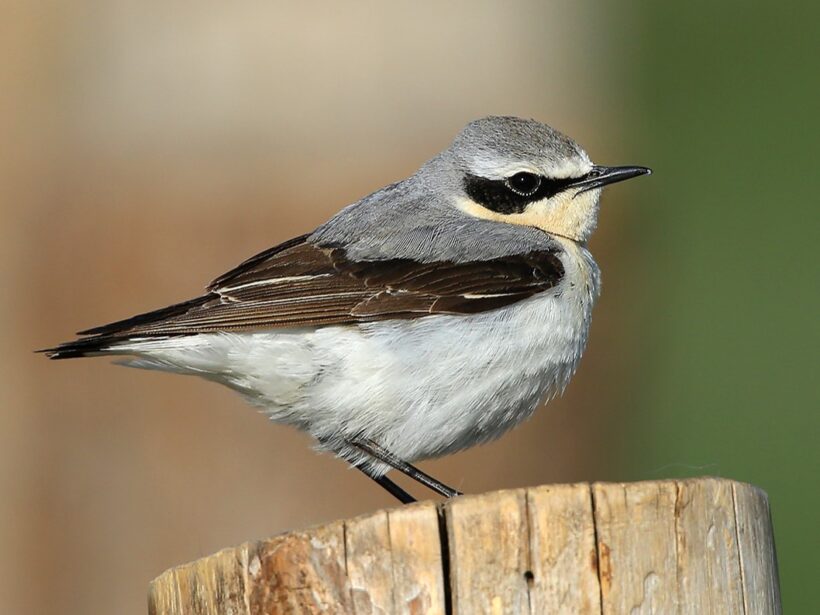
[120,242,601,464]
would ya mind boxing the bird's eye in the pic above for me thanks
[506,172,541,196]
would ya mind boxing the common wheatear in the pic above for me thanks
[44,117,651,503]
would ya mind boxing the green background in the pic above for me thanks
[619,3,818,611]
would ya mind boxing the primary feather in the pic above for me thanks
[44,235,564,358]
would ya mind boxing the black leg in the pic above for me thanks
[355,464,417,504]
[352,439,463,499]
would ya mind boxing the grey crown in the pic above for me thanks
[311,116,588,263]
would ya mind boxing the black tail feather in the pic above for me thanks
[38,335,132,360]
[76,296,210,335]
[40,295,209,359]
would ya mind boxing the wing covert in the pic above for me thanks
[52,234,565,349]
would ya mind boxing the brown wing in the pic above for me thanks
[45,235,564,357]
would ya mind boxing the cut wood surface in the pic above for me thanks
[148,477,781,615]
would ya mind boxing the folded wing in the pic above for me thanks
[44,235,564,358]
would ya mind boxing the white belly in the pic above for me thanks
[120,243,600,465]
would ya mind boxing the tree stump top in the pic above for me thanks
[148,477,781,614]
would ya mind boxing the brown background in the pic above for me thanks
[3,4,639,613]
[4,2,815,614]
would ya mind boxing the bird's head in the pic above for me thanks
[443,116,650,243]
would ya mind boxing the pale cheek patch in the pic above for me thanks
[456,189,601,243]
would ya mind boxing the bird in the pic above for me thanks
[42,116,651,503]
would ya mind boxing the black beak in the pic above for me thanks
[570,165,652,196]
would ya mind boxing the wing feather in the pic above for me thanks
[44,234,565,358]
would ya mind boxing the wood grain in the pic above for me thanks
[248,521,351,613]
[592,481,679,614]
[733,482,782,614]
[526,483,601,614]
[446,489,529,614]
[674,478,745,614]
[345,510,394,614]
[386,503,447,615]
[148,478,781,614]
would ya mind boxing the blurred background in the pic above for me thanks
[2,2,817,613]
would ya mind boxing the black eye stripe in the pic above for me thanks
[463,173,582,215]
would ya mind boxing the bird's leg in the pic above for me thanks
[354,464,417,504]
[351,438,463,499]
[316,435,416,504]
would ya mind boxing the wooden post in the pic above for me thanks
[148,478,781,614]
